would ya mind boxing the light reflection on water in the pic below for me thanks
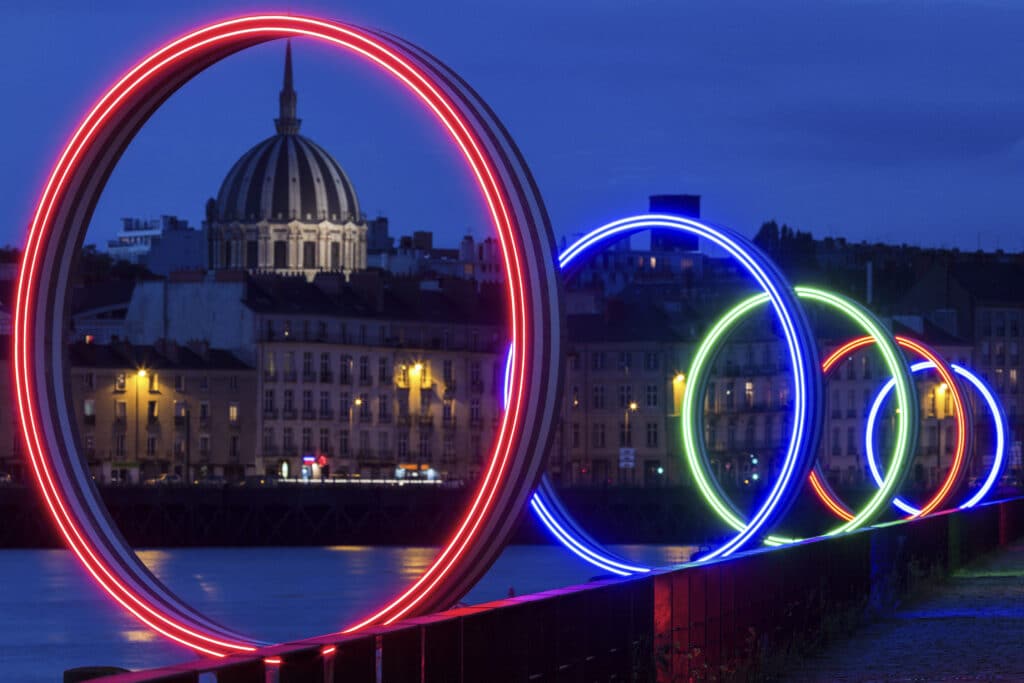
[0,544,695,682]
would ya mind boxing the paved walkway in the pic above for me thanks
[786,540,1024,682]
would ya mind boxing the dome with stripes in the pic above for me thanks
[213,42,360,225]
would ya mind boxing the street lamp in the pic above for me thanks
[136,369,146,473]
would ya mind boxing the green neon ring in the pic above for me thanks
[681,286,919,543]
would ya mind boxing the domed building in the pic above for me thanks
[206,44,367,280]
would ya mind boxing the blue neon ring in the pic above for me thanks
[523,214,823,572]
[865,361,1007,513]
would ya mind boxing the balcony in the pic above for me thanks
[263,371,277,382]
[83,414,96,425]
[339,374,352,386]
[378,413,392,424]
[199,416,211,430]
[148,416,161,427]
[174,415,186,427]
[303,372,317,383]
[358,413,373,424]
[283,371,297,383]
[359,375,373,387]
[320,372,333,383]
[228,420,241,430]
[263,409,278,420]
[397,415,411,428]
[283,409,297,420]
[319,409,334,420]
[302,410,316,420]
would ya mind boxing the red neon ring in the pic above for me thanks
[808,335,968,521]
[14,15,563,655]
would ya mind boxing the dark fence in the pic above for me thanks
[92,496,1024,683]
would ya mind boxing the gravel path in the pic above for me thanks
[785,540,1024,682]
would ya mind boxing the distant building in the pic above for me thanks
[67,341,256,484]
[205,43,367,281]
[105,215,204,274]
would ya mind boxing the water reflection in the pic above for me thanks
[1,544,695,682]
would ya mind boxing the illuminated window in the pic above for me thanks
[228,403,239,424]
[115,373,126,391]
[148,373,159,392]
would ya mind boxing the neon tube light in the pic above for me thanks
[865,361,1005,512]
[526,215,823,568]
[15,14,563,654]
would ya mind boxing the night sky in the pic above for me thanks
[3,0,1023,252]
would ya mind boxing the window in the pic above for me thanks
[320,353,331,376]
[303,352,314,377]
[175,375,186,392]
[359,356,371,383]
[470,435,482,464]
[83,399,95,417]
[591,352,605,371]
[443,360,454,383]
[618,352,631,371]
[338,430,349,455]
[379,358,390,384]
[847,426,856,455]
[443,434,456,463]
[643,352,659,371]
[619,421,632,447]
[273,240,287,268]
[339,355,352,384]
[301,428,313,452]
[228,402,239,424]
[571,423,580,449]
[378,431,389,457]
[744,381,754,409]
[263,428,274,451]
[470,361,481,385]
[199,401,209,420]
[339,392,350,418]
[359,394,371,420]
[115,433,126,459]
[397,433,409,459]
[470,398,481,421]
[646,422,658,448]
[115,373,126,391]
[319,428,330,454]
[303,241,316,268]
[378,395,391,421]
[148,373,159,392]
[320,391,331,416]
[83,373,95,391]
[263,390,275,413]
[591,423,606,449]
[147,401,158,421]
[617,385,633,409]
[146,435,157,457]
[229,375,238,392]
[115,401,127,420]
[200,375,209,392]
[645,384,658,408]
[592,385,606,410]
[302,390,313,413]
[283,428,294,451]
[418,432,432,462]
[330,242,340,269]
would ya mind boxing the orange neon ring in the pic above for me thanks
[808,335,967,521]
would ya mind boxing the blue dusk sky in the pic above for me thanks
[2,0,1022,252]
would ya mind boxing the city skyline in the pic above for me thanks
[3,0,1024,253]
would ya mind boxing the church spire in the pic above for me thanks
[275,41,301,135]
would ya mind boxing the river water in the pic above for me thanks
[0,544,695,681]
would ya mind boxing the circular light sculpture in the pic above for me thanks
[809,335,968,521]
[527,215,824,569]
[14,15,563,655]
[682,287,918,543]
[865,361,1006,512]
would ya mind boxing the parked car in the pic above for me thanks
[143,473,183,486]
[193,475,227,487]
